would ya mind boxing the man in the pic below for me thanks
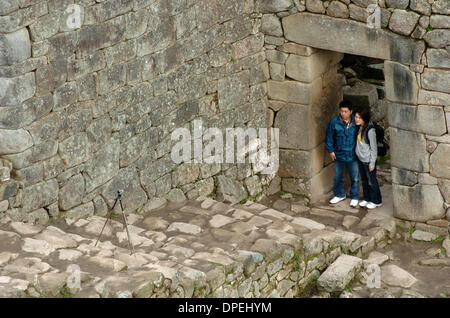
[325,100,359,207]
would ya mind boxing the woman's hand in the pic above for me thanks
[369,166,375,172]
[330,152,336,161]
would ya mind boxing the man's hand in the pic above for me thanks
[369,166,375,172]
[330,152,336,161]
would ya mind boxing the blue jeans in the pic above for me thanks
[333,160,359,200]
[357,159,382,204]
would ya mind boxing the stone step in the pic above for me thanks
[317,254,363,292]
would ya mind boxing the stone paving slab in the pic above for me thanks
[0,195,448,298]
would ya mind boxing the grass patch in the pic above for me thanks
[432,236,446,243]
[377,154,390,166]
[207,192,217,199]
[344,280,355,293]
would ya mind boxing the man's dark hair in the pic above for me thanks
[339,100,353,111]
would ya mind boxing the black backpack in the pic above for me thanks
[362,122,389,157]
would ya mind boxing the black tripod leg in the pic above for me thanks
[95,198,118,247]
[119,198,135,255]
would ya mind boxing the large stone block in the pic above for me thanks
[430,144,450,179]
[282,12,425,64]
[430,15,450,29]
[194,0,252,31]
[426,49,450,69]
[0,72,35,107]
[59,174,85,211]
[102,166,147,213]
[388,103,447,136]
[0,180,20,200]
[36,58,68,94]
[0,28,31,66]
[218,71,250,111]
[0,128,33,155]
[53,82,78,111]
[97,63,127,95]
[274,103,309,149]
[306,0,326,13]
[280,42,318,57]
[349,3,369,23]
[423,30,450,49]
[83,139,120,194]
[22,179,58,213]
[58,132,93,168]
[172,163,200,187]
[432,0,450,14]
[29,12,59,42]
[256,0,293,13]
[343,81,378,108]
[438,179,450,203]
[281,177,311,197]
[388,9,420,36]
[392,167,418,186]
[231,33,264,60]
[78,18,125,56]
[65,202,94,221]
[318,254,362,292]
[261,14,283,37]
[67,51,105,81]
[47,31,78,60]
[274,76,340,151]
[285,50,342,83]
[386,0,409,10]
[421,68,450,94]
[84,0,133,23]
[278,149,315,179]
[310,163,335,202]
[0,0,18,15]
[418,90,450,106]
[326,1,349,18]
[119,133,149,168]
[390,128,429,173]
[384,61,418,104]
[136,16,175,57]
[393,184,445,222]
[268,78,321,104]
[216,175,248,204]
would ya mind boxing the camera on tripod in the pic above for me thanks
[95,189,135,255]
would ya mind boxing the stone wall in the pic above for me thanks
[0,0,449,224]
[0,0,278,223]
[257,0,450,222]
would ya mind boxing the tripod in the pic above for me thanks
[95,190,135,255]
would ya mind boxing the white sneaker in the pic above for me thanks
[366,202,382,209]
[329,196,346,204]
[350,199,358,207]
[359,200,369,207]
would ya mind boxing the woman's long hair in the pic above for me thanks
[356,108,371,142]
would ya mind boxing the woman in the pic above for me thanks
[354,108,382,209]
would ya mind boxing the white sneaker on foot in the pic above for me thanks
[359,200,369,207]
[367,202,382,209]
[350,199,358,207]
[329,196,346,204]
